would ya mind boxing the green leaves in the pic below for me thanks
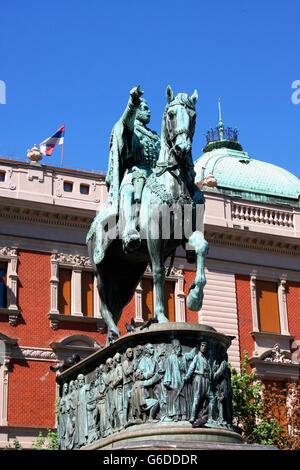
[230,351,284,446]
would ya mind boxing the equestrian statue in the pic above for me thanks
[87,85,208,344]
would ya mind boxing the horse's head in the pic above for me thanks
[162,85,198,163]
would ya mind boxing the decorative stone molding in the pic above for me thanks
[49,251,100,328]
[251,331,295,364]
[0,204,92,229]
[0,247,17,257]
[0,333,18,426]
[250,355,300,383]
[91,181,100,203]
[135,264,186,322]
[278,279,290,335]
[11,346,57,362]
[51,253,91,268]
[55,175,63,197]
[205,229,300,256]
[250,275,259,332]
[263,343,294,364]
[27,144,43,164]
[0,309,19,326]
[48,313,104,332]
[232,202,294,229]
[0,425,54,450]
[6,168,16,191]
[50,334,102,363]
[0,247,20,326]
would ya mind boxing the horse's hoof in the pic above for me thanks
[123,229,141,253]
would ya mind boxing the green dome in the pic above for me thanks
[194,148,300,206]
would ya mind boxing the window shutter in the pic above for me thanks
[256,280,281,333]
[59,268,71,315]
[82,271,94,317]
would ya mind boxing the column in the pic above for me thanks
[71,269,82,316]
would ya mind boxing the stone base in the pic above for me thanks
[82,422,243,450]
[57,323,251,450]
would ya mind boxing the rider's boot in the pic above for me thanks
[120,185,141,253]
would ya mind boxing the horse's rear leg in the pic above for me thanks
[95,272,121,345]
[147,239,169,323]
[100,302,121,346]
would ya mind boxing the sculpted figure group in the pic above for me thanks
[57,339,233,449]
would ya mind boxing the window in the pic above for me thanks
[58,268,71,315]
[0,171,5,182]
[80,184,90,195]
[256,280,281,333]
[142,278,153,321]
[81,271,94,317]
[164,280,175,322]
[49,253,103,331]
[141,278,175,322]
[63,181,73,192]
[0,262,7,308]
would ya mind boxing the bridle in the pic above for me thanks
[155,101,195,178]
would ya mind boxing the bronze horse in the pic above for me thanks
[87,86,208,344]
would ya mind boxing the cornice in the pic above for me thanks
[205,229,300,256]
[0,204,93,229]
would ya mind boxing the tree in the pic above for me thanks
[231,351,284,446]
[262,381,300,450]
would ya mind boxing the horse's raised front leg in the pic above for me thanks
[147,238,169,323]
[187,231,209,311]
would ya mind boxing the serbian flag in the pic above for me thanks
[40,125,65,156]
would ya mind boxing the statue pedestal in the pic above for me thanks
[57,323,243,450]
[83,422,243,450]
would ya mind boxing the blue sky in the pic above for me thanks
[0,0,299,177]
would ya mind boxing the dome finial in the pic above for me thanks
[218,97,222,124]
[217,97,224,140]
[202,99,242,153]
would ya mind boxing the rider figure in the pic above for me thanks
[114,86,160,252]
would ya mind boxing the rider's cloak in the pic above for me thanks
[86,117,131,265]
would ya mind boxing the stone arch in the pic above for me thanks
[50,334,101,362]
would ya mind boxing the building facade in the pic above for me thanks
[0,129,299,447]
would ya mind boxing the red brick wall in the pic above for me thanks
[235,274,255,359]
[8,359,56,427]
[2,250,106,428]
[286,281,300,343]
[184,270,198,324]
[0,249,106,346]
[118,296,136,336]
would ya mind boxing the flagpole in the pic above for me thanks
[60,124,65,167]
[60,140,64,167]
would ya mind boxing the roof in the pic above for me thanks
[194,147,300,206]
